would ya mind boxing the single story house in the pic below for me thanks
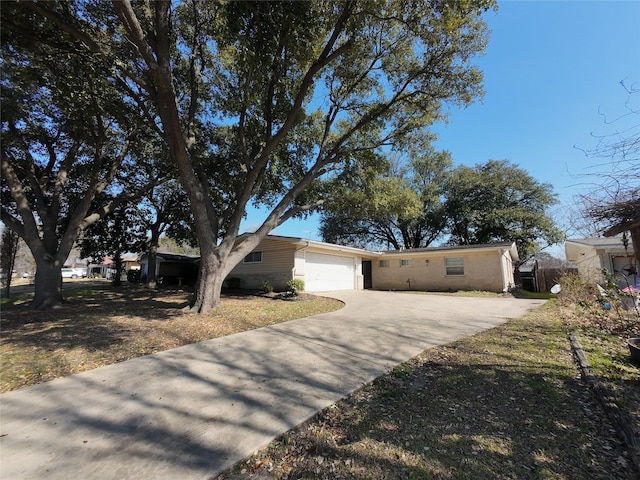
[565,237,637,287]
[227,235,519,293]
[122,255,140,272]
[86,255,141,279]
[87,257,115,279]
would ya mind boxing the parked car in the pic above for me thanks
[61,267,87,279]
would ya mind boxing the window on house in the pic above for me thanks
[445,256,464,276]
[243,251,263,263]
[379,259,390,268]
[400,259,411,267]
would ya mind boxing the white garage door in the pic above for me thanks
[305,252,355,291]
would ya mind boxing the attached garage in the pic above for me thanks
[227,235,376,292]
[305,252,356,291]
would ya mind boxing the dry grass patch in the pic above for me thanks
[0,285,342,393]
[554,272,640,451]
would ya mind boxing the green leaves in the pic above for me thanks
[444,160,563,260]
[320,145,452,249]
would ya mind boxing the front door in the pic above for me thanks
[362,260,372,289]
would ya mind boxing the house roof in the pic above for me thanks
[565,237,633,248]
[241,234,518,261]
[565,237,634,261]
[139,252,200,262]
[379,241,519,261]
[244,233,382,258]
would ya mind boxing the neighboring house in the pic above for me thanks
[565,237,637,287]
[88,257,114,279]
[122,255,140,272]
[87,256,139,279]
[139,252,199,286]
[228,235,519,293]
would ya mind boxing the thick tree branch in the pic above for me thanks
[1,159,45,257]
[112,0,160,71]
[228,2,357,240]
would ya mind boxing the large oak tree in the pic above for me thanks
[12,0,495,312]
[0,3,144,308]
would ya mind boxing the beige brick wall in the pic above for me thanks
[372,251,508,292]
[227,239,296,290]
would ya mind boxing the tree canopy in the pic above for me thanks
[321,155,562,261]
[320,143,452,249]
[444,160,563,261]
[4,0,496,312]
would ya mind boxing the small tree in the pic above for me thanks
[1,228,19,296]
[575,82,639,268]
[80,203,148,286]
[138,179,191,288]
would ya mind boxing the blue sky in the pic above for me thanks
[242,1,640,253]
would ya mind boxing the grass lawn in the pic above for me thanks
[0,284,343,393]
[1,282,638,479]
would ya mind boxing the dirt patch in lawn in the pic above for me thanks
[0,285,343,393]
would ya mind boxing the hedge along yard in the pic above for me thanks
[1,276,639,479]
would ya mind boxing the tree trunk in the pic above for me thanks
[146,246,158,289]
[630,226,640,279]
[31,260,64,309]
[189,248,227,314]
[145,228,161,289]
[2,230,18,298]
[113,254,123,286]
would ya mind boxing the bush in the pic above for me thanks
[557,270,638,335]
[557,271,597,307]
[286,279,305,296]
[127,269,141,284]
[260,280,274,293]
[226,277,242,289]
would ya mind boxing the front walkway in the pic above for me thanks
[0,291,545,479]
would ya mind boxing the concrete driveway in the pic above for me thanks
[0,290,545,480]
